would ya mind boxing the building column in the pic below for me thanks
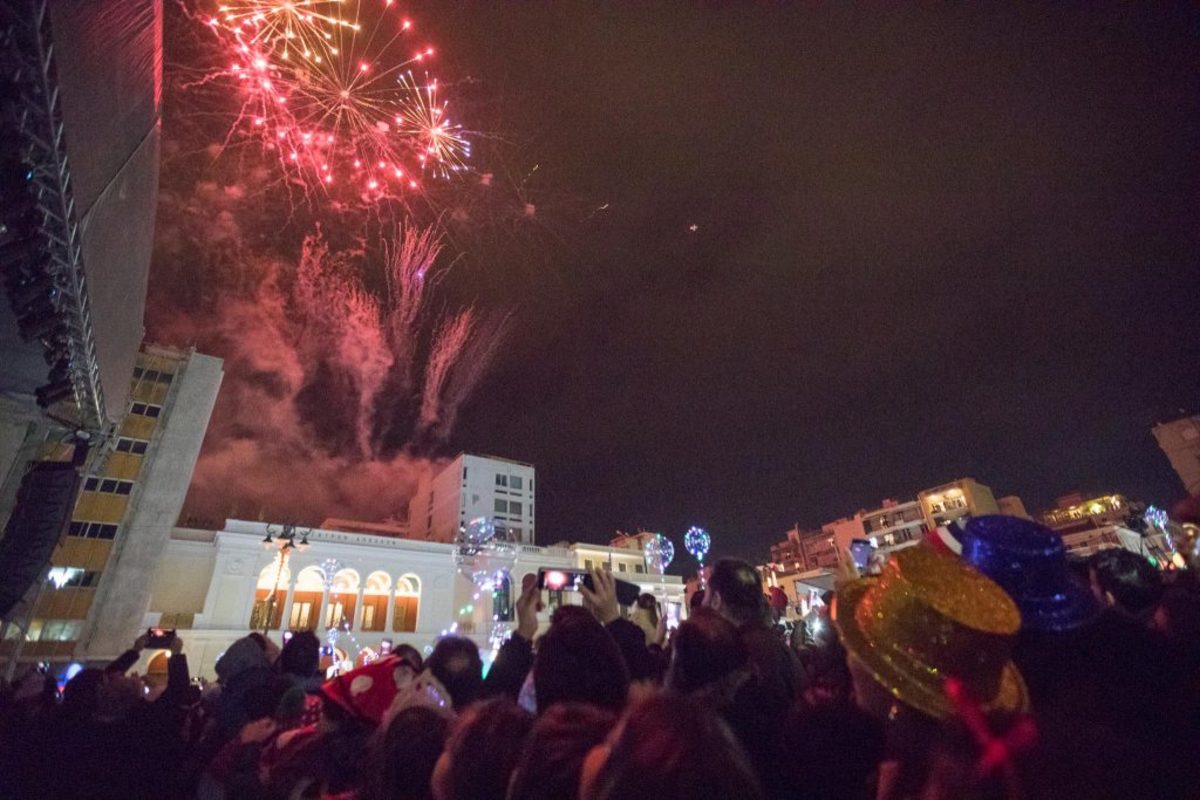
[320,587,330,630]
[354,585,365,631]
[385,590,396,633]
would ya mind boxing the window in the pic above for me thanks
[495,474,508,488]
[585,559,594,570]
[39,620,81,642]
[48,567,100,588]
[115,438,148,455]
[81,477,135,495]
[69,521,118,540]
[129,402,162,418]
[393,574,421,633]
[494,499,507,514]
[634,564,645,574]
[618,563,627,573]
[463,466,468,480]
[509,476,523,491]
[289,602,314,630]
[508,501,522,517]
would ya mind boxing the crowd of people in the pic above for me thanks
[2,514,1199,800]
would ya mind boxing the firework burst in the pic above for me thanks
[205,0,469,202]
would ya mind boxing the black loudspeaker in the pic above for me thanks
[0,461,81,618]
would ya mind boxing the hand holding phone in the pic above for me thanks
[146,627,176,649]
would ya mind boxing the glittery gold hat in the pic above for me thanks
[835,544,1029,720]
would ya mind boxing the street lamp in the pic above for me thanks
[261,522,311,634]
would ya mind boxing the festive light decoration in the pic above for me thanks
[643,533,675,575]
[684,526,710,561]
[203,0,469,201]
[684,525,711,586]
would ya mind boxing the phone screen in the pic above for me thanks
[849,539,874,570]
[538,568,587,592]
[665,602,682,631]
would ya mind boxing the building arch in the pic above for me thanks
[393,573,421,633]
[324,568,360,629]
[360,571,392,631]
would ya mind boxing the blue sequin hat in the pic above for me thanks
[961,515,1101,633]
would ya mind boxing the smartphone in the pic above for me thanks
[146,627,175,649]
[664,601,682,631]
[849,539,874,570]
[380,638,393,656]
[282,630,294,644]
[320,644,334,657]
[537,568,641,606]
[36,661,49,675]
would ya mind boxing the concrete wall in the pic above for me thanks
[80,352,223,660]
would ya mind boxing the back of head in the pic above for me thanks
[667,607,748,695]
[707,559,767,626]
[507,703,616,800]
[634,593,658,626]
[689,589,706,611]
[438,698,533,800]
[278,630,321,678]
[1156,586,1200,648]
[783,702,884,800]
[368,705,449,800]
[427,636,483,711]
[535,606,630,711]
[583,695,763,800]
[394,643,424,672]
[1088,549,1163,616]
[215,634,271,683]
[61,668,105,719]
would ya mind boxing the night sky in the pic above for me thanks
[161,3,1200,564]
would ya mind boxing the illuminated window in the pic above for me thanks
[393,574,421,633]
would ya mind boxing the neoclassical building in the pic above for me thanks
[142,519,685,678]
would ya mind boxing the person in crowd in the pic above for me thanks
[432,697,534,800]
[629,593,660,647]
[257,654,416,799]
[664,607,749,706]
[835,544,1029,799]
[579,568,664,681]
[365,705,450,800]
[782,701,884,800]
[703,558,806,797]
[507,703,616,800]
[426,635,485,712]
[1154,585,1200,649]
[394,642,424,672]
[1087,547,1165,620]
[488,571,643,710]
[579,694,763,800]
[33,631,194,800]
[274,630,323,729]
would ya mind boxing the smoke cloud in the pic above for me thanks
[149,165,507,526]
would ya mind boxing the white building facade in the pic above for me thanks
[143,519,683,679]
[408,454,536,544]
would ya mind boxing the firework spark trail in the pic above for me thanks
[382,222,441,392]
[431,310,512,440]
[417,309,475,437]
[288,223,502,456]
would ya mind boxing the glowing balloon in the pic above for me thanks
[684,526,710,562]
[643,533,675,575]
